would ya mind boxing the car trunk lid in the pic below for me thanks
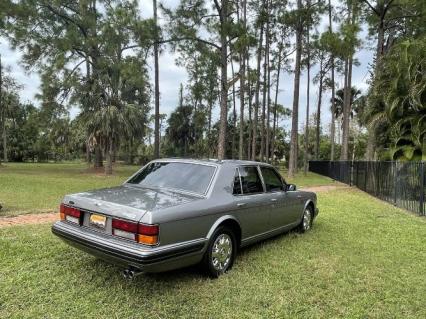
[63,185,199,222]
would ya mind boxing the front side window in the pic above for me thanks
[239,166,264,194]
[128,162,216,194]
[260,167,284,192]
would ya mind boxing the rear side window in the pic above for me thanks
[233,169,242,195]
[239,166,264,194]
[260,167,284,192]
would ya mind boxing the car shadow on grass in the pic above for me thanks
[79,223,323,289]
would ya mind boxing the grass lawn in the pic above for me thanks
[0,162,333,216]
[1,188,425,318]
[0,162,139,216]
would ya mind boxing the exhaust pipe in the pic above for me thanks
[122,268,142,280]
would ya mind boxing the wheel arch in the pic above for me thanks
[304,199,315,213]
[298,199,315,222]
[206,215,242,248]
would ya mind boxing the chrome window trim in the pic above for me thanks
[232,167,244,196]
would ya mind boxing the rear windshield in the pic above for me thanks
[127,162,216,194]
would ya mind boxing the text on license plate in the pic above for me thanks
[90,214,106,229]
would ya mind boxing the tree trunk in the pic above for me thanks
[271,44,282,162]
[260,55,266,161]
[288,0,303,178]
[153,0,160,159]
[366,127,375,160]
[231,60,237,159]
[341,58,354,161]
[217,0,228,160]
[207,85,213,158]
[251,18,264,161]
[105,139,113,175]
[247,54,252,160]
[315,58,323,159]
[366,7,385,160]
[0,54,2,166]
[265,17,271,163]
[86,139,92,164]
[328,0,336,161]
[0,54,5,164]
[376,21,385,66]
[94,142,103,168]
[260,5,269,162]
[304,20,311,176]
[341,3,356,161]
[341,57,350,160]
[238,0,247,160]
[2,117,6,163]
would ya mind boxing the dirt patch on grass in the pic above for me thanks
[301,184,350,193]
[0,212,57,228]
[0,184,350,228]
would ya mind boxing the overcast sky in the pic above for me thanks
[0,0,374,134]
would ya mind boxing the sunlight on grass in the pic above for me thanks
[1,188,425,318]
[284,171,336,188]
[0,162,139,216]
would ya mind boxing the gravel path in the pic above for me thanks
[0,184,349,228]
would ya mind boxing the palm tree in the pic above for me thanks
[331,87,362,126]
[85,103,145,175]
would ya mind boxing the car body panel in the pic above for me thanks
[52,159,318,273]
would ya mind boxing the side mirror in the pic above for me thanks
[286,184,297,191]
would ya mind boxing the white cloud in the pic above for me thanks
[0,39,41,106]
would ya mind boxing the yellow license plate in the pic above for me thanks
[90,214,106,229]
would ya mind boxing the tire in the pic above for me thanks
[298,205,314,233]
[202,226,237,278]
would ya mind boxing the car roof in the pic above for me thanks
[155,158,273,168]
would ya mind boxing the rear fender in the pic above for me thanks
[206,215,241,241]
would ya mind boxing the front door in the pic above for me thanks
[259,166,293,228]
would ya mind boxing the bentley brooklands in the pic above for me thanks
[52,159,318,278]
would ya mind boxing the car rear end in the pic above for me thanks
[52,160,219,274]
[52,200,165,268]
[52,189,207,273]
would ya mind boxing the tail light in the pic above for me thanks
[112,218,159,246]
[112,219,138,241]
[60,203,82,225]
[137,224,159,245]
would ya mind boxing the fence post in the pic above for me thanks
[364,162,368,192]
[355,162,358,187]
[420,162,425,216]
[393,161,397,205]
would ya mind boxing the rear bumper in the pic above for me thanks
[52,221,206,273]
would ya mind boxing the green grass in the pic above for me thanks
[284,170,336,188]
[0,162,139,216]
[1,188,425,318]
[0,162,332,216]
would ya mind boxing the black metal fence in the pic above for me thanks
[309,161,426,216]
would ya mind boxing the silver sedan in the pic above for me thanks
[52,159,318,278]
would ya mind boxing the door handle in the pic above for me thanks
[297,195,302,198]
[237,203,246,207]
[271,198,277,202]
